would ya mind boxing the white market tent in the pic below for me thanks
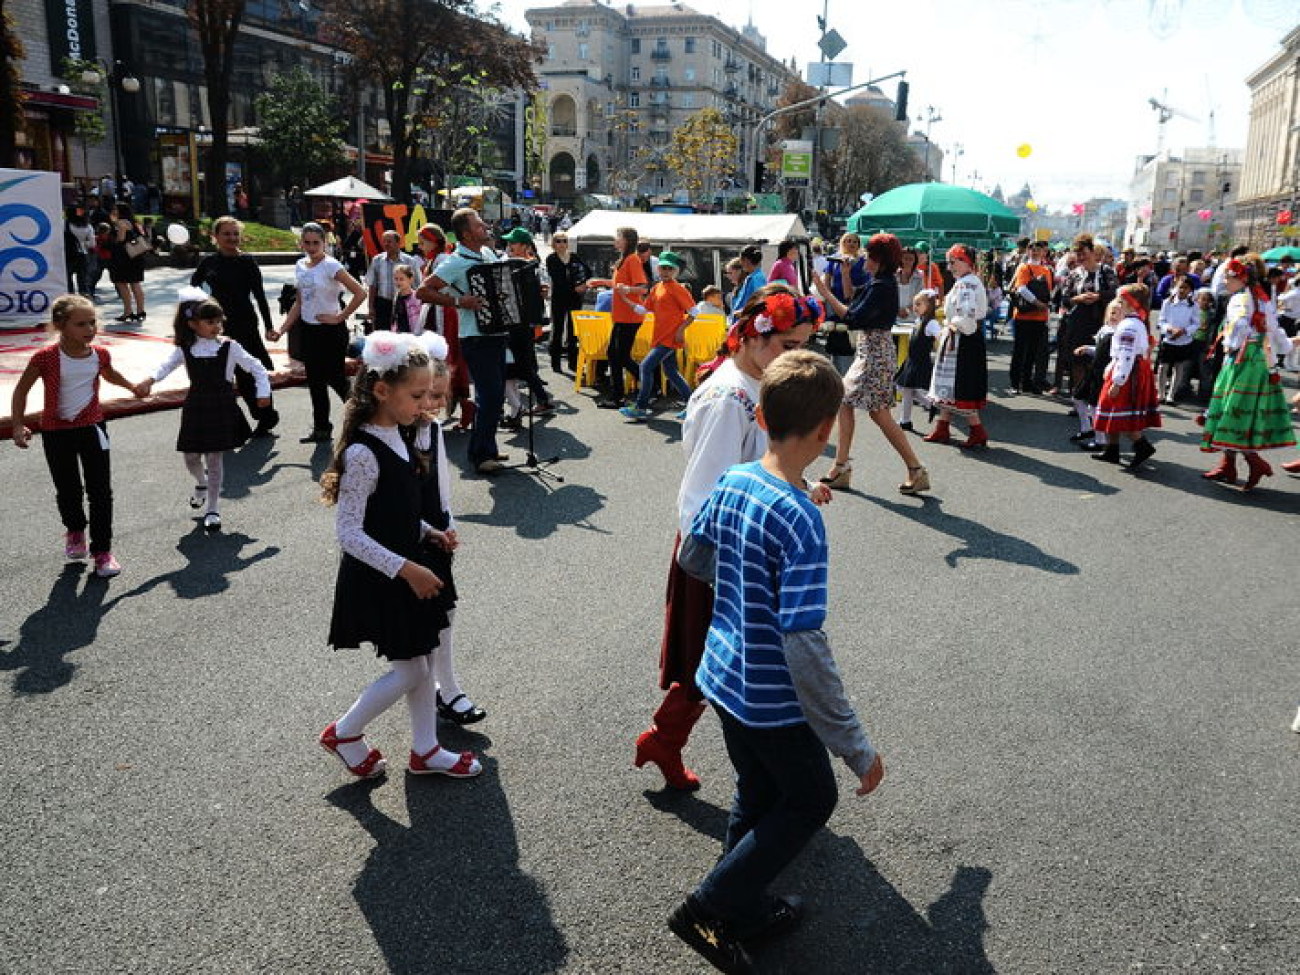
[568,209,807,247]
[303,175,392,200]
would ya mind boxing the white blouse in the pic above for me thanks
[335,424,430,578]
[943,274,989,337]
[1158,297,1198,346]
[151,337,271,398]
[1105,318,1151,387]
[412,418,454,531]
[1220,291,1293,354]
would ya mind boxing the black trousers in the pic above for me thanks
[42,423,112,554]
[606,322,641,399]
[300,322,350,431]
[1010,319,1048,391]
[549,304,579,367]
[370,296,393,333]
[225,316,276,423]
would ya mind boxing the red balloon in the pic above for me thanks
[1278,210,1294,226]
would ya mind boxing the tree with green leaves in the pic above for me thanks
[189,0,246,216]
[821,104,922,215]
[0,0,26,168]
[665,108,738,205]
[320,0,541,202]
[60,58,109,183]
[251,68,348,193]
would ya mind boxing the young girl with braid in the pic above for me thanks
[318,332,481,780]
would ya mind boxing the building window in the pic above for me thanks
[547,43,555,59]
[545,20,553,30]
[631,66,640,81]
[712,39,722,58]
[631,38,641,54]
[684,67,695,82]
[685,36,696,53]
[1191,170,1206,185]
[1188,189,1204,203]
[629,92,640,107]
[682,92,694,108]
[578,42,589,59]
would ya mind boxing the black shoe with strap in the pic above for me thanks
[668,898,754,974]
[299,427,332,444]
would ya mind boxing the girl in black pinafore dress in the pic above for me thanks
[895,290,940,430]
[139,292,271,530]
[1070,302,1119,450]
[405,339,486,726]
[317,332,482,781]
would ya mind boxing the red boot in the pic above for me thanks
[923,420,952,444]
[1202,451,1238,484]
[959,423,989,450]
[1242,452,1273,492]
[635,682,706,790]
[1281,457,1300,475]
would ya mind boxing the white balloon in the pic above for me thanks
[166,223,191,246]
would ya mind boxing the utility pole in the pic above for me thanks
[919,106,942,182]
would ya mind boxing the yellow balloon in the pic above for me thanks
[1017,143,1033,158]
[1026,200,1039,212]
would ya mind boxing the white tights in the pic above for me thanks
[332,612,467,767]
[184,451,223,514]
[898,388,929,424]
[1072,399,1093,435]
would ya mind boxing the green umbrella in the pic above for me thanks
[847,182,1021,251]
[1260,245,1300,261]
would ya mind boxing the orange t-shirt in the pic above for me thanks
[1012,264,1054,322]
[612,256,648,325]
[920,260,945,296]
[645,280,697,349]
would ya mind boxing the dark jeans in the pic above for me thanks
[461,334,507,466]
[694,706,838,929]
[42,423,113,554]
[1010,319,1047,390]
[635,345,691,410]
[606,321,641,399]
[370,296,393,333]
[67,253,88,296]
[549,304,579,368]
[300,322,350,431]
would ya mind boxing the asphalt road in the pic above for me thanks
[1,344,1297,975]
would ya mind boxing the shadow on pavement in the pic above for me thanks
[220,435,313,499]
[112,527,280,600]
[1,564,115,695]
[326,758,569,975]
[458,472,610,540]
[642,788,729,844]
[957,444,1120,496]
[865,495,1079,574]
[768,835,996,975]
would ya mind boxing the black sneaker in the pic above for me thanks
[595,396,625,410]
[251,408,280,438]
[299,427,332,443]
[668,898,754,974]
[740,895,804,944]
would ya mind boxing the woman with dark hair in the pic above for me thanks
[108,203,147,322]
[587,226,648,409]
[729,244,767,321]
[896,247,925,316]
[768,238,801,292]
[813,232,930,495]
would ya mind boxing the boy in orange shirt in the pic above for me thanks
[621,251,697,421]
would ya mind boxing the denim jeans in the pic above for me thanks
[460,335,507,466]
[635,345,692,410]
[694,706,838,928]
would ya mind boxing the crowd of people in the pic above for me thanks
[12,201,1300,973]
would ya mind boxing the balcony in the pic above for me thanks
[723,57,740,74]
[724,84,738,99]
[651,46,671,61]
[649,76,672,88]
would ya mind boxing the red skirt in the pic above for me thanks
[658,534,713,691]
[1094,358,1162,434]
[440,305,471,400]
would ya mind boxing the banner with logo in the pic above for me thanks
[0,170,67,326]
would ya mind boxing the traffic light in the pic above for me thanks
[895,81,910,122]
[753,160,766,191]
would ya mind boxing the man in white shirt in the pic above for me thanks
[364,230,424,333]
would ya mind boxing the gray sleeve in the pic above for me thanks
[676,533,716,584]
[784,629,876,778]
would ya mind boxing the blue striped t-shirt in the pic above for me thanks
[690,461,829,728]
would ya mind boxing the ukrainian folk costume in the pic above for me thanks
[1092,291,1161,468]
[926,259,990,448]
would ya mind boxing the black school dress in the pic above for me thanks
[1072,328,1114,406]
[328,431,452,659]
[895,319,936,389]
[177,342,252,452]
[406,423,458,608]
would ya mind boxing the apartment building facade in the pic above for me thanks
[1235,25,1300,248]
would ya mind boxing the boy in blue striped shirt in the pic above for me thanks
[671,350,885,974]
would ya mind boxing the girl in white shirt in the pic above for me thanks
[1091,285,1162,470]
[318,332,481,780]
[1156,274,1198,404]
[137,289,271,530]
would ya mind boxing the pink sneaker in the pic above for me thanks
[64,531,88,560]
[93,552,122,578]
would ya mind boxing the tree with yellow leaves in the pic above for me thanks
[665,108,738,205]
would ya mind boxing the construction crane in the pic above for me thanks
[1148,93,1200,156]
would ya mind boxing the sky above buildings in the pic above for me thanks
[500,0,1296,211]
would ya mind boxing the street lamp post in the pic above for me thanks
[918,106,942,182]
[950,143,964,184]
[81,60,140,186]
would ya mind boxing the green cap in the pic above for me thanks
[913,241,930,253]
[501,227,534,245]
[657,250,683,269]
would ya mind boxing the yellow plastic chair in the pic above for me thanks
[682,314,727,387]
[571,310,614,391]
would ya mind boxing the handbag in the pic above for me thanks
[123,232,150,260]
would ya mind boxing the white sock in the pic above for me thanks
[504,380,522,414]
[334,658,428,766]
[1073,400,1092,433]
[1094,431,1108,445]
[899,389,914,424]
[431,611,469,709]
[204,452,223,514]
[183,452,206,491]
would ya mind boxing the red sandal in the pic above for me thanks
[319,722,387,779]
[408,745,482,778]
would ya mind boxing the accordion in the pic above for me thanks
[465,258,534,334]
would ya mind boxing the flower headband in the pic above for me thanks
[361,331,418,375]
[416,332,449,361]
[1223,258,1247,279]
[177,285,210,318]
[726,291,824,352]
[946,244,976,268]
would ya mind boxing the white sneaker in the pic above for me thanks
[1291,706,1300,734]
[203,512,222,531]
[188,485,207,510]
